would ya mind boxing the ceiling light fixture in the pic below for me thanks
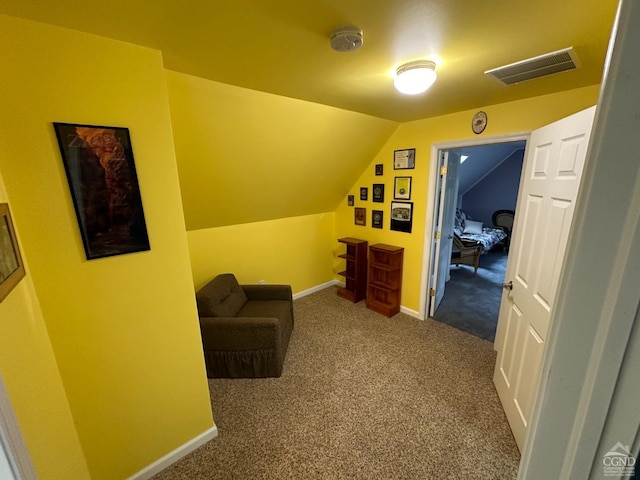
[394,60,437,95]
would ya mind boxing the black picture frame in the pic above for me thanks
[372,184,384,203]
[0,203,26,302]
[53,122,150,260]
[394,148,416,170]
[355,207,366,226]
[375,164,384,176]
[347,195,354,206]
[372,210,383,229]
[360,187,368,201]
[390,201,413,233]
[394,176,412,200]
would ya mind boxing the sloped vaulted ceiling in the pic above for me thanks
[166,71,398,230]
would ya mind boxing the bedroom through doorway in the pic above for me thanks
[426,138,525,342]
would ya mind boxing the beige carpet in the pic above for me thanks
[153,286,520,479]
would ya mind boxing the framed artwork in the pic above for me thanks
[375,164,384,176]
[394,148,416,170]
[394,177,412,200]
[0,203,26,302]
[390,201,413,233]
[372,210,383,229]
[354,207,366,226]
[53,123,150,260]
[360,187,368,201]
[372,184,384,203]
[347,195,354,206]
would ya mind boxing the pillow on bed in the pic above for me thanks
[463,220,484,234]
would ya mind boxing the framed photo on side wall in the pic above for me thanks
[394,148,415,170]
[0,203,26,302]
[390,201,413,233]
[394,177,412,200]
[372,184,384,202]
[355,207,366,226]
[372,210,383,229]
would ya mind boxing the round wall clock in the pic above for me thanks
[472,111,488,134]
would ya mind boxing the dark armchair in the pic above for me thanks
[196,273,294,378]
[492,209,515,251]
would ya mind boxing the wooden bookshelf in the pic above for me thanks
[366,243,404,317]
[337,237,367,303]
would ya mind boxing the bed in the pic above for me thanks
[454,209,507,254]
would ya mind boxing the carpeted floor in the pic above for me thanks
[434,250,508,342]
[153,286,519,480]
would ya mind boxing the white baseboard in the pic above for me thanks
[294,281,422,320]
[292,280,340,300]
[128,424,218,480]
[401,305,422,319]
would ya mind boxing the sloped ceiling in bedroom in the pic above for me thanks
[452,142,526,196]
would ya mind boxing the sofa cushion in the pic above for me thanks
[238,300,291,321]
[196,274,248,317]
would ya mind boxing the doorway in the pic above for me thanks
[420,133,529,340]
[435,141,525,341]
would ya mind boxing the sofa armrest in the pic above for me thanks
[199,316,281,351]
[241,284,292,302]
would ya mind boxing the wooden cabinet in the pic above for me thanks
[337,237,368,303]
[366,244,404,317]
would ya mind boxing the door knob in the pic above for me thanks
[502,281,513,291]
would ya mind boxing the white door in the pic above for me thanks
[428,151,460,316]
[493,106,596,450]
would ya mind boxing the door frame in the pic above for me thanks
[0,375,37,479]
[420,132,530,320]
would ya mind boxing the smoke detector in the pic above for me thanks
[330,26,363,52]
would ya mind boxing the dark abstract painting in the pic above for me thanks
[54,123,150,260]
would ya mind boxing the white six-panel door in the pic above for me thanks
[494,106,596,450]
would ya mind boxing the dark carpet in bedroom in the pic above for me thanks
[434,250,508,342]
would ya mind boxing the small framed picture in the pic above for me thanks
[375,164,384,176]
[0,203,26,302]
[360,187,368,201]
[394,148,416,170]
[390,201,413,233]
[372,184,384,203]
[394,177,412,200]
[372,210,383,229]
[347,195,354,206]
[355,207,366,226]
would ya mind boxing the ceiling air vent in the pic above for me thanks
[485,47,579,85]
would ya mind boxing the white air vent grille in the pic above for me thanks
[485,47,579,85]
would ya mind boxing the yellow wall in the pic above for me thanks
[335,85,601,314]
[166,70,398,231]
[0,173,91,479]
[0,15,213,480]
[188,213,335,292]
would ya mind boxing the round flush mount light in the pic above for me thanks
[330,26,364,52]
[394,60,437,95]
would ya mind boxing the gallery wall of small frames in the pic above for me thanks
[348,148,415,234]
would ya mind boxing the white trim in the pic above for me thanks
[127,425,218,480]
[400,305,421,319]
[294,280,420,320]
[292,280,340,300]
[418,132,530,320]
[0,376,37,480]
